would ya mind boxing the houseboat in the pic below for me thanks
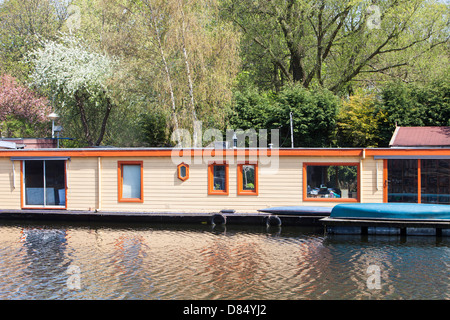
[0,145,450,215]
[0,127,449,226]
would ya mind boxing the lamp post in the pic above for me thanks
[233,132,237,149]
[48,112,61,148]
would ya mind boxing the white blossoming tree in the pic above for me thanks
[28,34,117,146]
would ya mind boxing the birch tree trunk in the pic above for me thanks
[177,0,199,147]
[143,0,181,144]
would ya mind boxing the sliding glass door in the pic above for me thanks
[421,159,450,204]
[23,160,66,208]
[387,159,418,203]
[387,159,450,204]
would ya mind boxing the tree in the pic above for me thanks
[0,0,70,80]
[222,0,449,94]
[276,85,340,147]
[27,34,118,146]
[336,89,387,147]
[139,110,172,147]
[336,76,450,148]
[230,84,340,147]
[0,74,51,137]
[91,0,240,146]
[376,78,450,146]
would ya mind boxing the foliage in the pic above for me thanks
[80,0,241,146]
[0,74,51,137]
[230,84,340,147]
[0,0,447,147]
[229,88,279,132]
[336,90,387,147]
[222,0,450,94]
[0,0,69,80]
[139,110,172,147]
[376,78,450,146]
[277,85,340,147]
[336,78,450,147]
[27,34,118,146]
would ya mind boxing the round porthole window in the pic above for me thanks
[177,163,189,181]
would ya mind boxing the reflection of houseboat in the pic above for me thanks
[0,127,450,217]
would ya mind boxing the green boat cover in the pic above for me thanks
[331,203,450,220]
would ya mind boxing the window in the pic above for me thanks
[421,159,450,204]
[118,161,143,202]
[208,162,228,195]
[387,159,418,203]
[387,159,450,205]
[303,163,359,202]
[177,163,189,181]
[22,160,66,208]
[237,163,258,195]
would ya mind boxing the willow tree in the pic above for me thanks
[27,34,118,146]
[89,0,240,146]
[223,0,449,94]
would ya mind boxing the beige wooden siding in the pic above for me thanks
[98,156,305,212]
[0,155,385,213]
[0,159,21,209]
[94,156,383,213]
[360,157,384,203]
[66,158,98,211]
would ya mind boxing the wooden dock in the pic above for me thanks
[0,209,327,227]
[321,217,450,236]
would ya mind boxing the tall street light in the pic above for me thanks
[48,112,62,148]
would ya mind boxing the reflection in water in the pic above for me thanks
[20,228,68,299]
[0,222,448,299]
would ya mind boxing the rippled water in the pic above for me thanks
[0,221,448,300]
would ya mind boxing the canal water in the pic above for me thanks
[0,221,448,300]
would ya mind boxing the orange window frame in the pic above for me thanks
[237,162,258,195]
[303,162,360,202]
[208,162,229,195]
[118,161,144,203]
[177,162,189,181]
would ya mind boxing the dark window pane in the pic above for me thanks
[388,159,418,203]
[421,159,450,204]
[180,165,187,178]
[45,161,66,206]
[306,165,358,199]
[25,161,44,206]
[213,165,226,191]
[242,165,255,190]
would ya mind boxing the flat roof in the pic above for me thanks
[2,147,450,158]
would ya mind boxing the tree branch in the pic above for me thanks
[74,89,93,146]
[360,62,408,73]
[95,92,113,146]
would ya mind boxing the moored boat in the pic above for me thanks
[330,203,450,221]
[258,206,332,216]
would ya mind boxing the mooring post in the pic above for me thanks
[361,226,368,235]
[400,227,407,237]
